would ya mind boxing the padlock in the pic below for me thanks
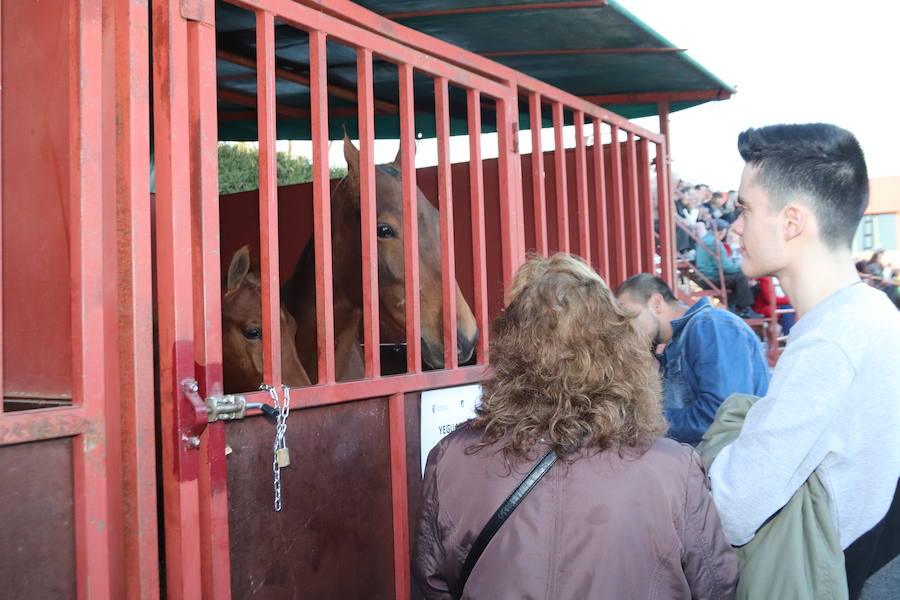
[276,446,291,468]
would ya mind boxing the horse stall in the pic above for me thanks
[0,0,732,598]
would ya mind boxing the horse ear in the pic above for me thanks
[227,245,251,292]
[390,139,417,168]
[343,133,360,177]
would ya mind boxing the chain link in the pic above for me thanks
[261,384,291,511]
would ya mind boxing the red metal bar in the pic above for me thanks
[114,0,159,595]
[574,111,590,262]
[528,92,548,255]
[482,47,684,58]
[657,101,675,286]
[398,63,422,373]
[357,48,381,379]
[637,137,655,274]
[228,366,485,410]
[625,131,642,274]
[256,11,283,390]
[496,83,526,288]
[293,0,665,142]
[189,4,230,598]
[0,406,86,445]
[388,392,411,600]
[655,143,673,283]
[70,1,113,597]
[384,1,606,18]
[152,1,204,597]
[591,119,610,280]
[228,0,508,100]
[0,0,3,411]
[467,90,489,365]
[582,88,732,105]
[608,125,627,288]
[552,102,569,253]
[434,77,458,369]
[309,30,337,384]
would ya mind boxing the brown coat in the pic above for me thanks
[413,425,738,600]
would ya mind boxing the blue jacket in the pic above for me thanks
[659,297,770,445]
[695,232,741,280]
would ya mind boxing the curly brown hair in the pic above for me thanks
[470,254,666,462]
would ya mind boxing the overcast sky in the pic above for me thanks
[626,0,900,190]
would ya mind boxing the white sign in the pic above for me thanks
[420,384,481,476]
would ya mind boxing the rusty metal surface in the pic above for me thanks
[404,392,424,600]
[225,399,395,599]
[0,438,76,598]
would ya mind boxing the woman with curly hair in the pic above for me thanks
[413,254,737,599]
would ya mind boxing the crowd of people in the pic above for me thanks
[412,123,899,600]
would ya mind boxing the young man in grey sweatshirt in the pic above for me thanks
[708,123,900,597]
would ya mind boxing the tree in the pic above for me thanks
[217,142,347,194]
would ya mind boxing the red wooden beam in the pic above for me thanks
[435,77,458,369]
[552,101,569,253]
[625,131,642,274]
[591,119,610,281]
[383,1,607,19]
[608,125,627,288]
[467,89,489,365]
[257,11,283,391]
[497,83,526,289]
[528,92,548,255]
[582,88,733,105]
[574,111,590,262]
[357,47,381,379]
[398,63,422,373]
[388,392,411,600]
[309,30,336,384]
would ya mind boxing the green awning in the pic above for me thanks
[214,0,734,140]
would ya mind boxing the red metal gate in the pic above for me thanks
[1,0,670,597]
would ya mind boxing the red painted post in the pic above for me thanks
[71,2,114,597]
[357,47,381,379]
[309,30,336,384]
[657,101,676,287]
[112,0,159,594]
[528,92,548,255]
[152,1,204,596]
[637,138,655,274]
[388,392,411,600]
[592,119,610,280]
[256,10,283,391]
[552,101,569,253]
[574,110,590,262]
[625,131,642,274]
[497,83,525,289]
[435,77,458,369]
[608,124,627,288]
[398,63,422,373]
[190,3,230,598]
[467,89,489,365]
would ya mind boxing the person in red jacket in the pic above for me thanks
[753,276,795,335]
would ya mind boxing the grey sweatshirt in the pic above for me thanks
[709,281,900,548]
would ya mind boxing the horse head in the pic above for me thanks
[222,246,310,393]
[332,136,478,369]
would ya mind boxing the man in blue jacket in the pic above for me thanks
[616,274,770,445]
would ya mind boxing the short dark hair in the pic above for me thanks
[737,123,868,248]
[615,273,678,305]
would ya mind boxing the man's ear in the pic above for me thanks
[784,204,808,241]
[648,292,665,315]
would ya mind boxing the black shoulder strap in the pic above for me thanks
[454,449,558,598]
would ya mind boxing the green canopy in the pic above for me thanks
[214,0,734,140]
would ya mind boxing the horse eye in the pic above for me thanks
[243,327,262,340]
[376,223,396,239]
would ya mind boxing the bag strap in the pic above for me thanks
[454,449,558,598]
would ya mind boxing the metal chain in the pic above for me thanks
[261,384,291,511]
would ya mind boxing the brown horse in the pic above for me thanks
[222,246,310,393]
[283,137,479,382]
